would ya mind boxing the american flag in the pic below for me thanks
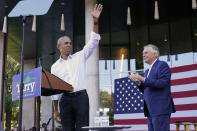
[114,63,197,131]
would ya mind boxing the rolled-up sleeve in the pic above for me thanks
[83,32,101,60]
[90,32,101,41]
[51,94,60,100]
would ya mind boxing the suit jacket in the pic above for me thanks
[139,59,176,117]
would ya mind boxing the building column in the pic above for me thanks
[85,0,100,126]
[41,96,53,130]
[22,59,36,130]
[0,32,5,130]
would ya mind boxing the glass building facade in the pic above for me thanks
[3,0,197,127]
[97,0,197,94]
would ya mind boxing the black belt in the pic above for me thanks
[63,89,86,97]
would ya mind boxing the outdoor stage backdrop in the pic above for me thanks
[114,63,197,130]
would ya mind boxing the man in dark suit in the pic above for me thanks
[128,44,176,131]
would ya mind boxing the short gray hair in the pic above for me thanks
[57,36,71,45]
[144,44,160,57]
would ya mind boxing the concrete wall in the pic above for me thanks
[41,96,53,130]
[22,60,36,130]
[85,0,100,126]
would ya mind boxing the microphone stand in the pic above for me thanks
[18,16,27,131]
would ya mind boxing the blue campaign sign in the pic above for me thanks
[12,67,42,101]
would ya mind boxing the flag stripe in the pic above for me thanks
[174,96,197,105]
[171,77,197,86]
[170,117,197,123]
[171,110,197,118]
[115,110,197,120]
[115,124,195,131]
[114,117,197,125]
[172,90,197,98]
[175,104,197,111]
[114,104,197,119]
[171,83,197,92]
[171,70,197,80]
[114,113,145,119]
[114,124,195,131]
[171,64,197,73]
[114,119,147,125]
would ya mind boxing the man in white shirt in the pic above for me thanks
[50,4,103,131]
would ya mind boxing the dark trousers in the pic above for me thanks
[59,90,89,131]
[147,114,171,131]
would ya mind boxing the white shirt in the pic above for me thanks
[51,32,101,100]
[147,59,157,78]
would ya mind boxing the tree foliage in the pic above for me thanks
[99,91,114,125]
[5,55,20,130]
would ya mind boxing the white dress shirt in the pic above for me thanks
[51,32,101,100]
[147,59,157,78]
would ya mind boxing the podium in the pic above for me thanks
[41,69,73,96]
[12,67,73,130]
[12,67,73,101]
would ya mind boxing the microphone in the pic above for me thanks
[39,51,56,66]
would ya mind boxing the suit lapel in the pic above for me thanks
[144,69,149,78]
[147,59,160,78]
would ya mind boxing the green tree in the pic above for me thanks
[5,55,20,130]
[99,91,114,125]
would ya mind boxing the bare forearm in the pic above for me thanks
[93,19,98,33]
[53,100,61,124]
[53,100,59,112]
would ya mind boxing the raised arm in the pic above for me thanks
[92,4,103,33]
[82,4,103,60]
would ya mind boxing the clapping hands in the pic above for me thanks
[128,72,145,85]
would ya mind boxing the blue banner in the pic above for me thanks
[12,67,42,101]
